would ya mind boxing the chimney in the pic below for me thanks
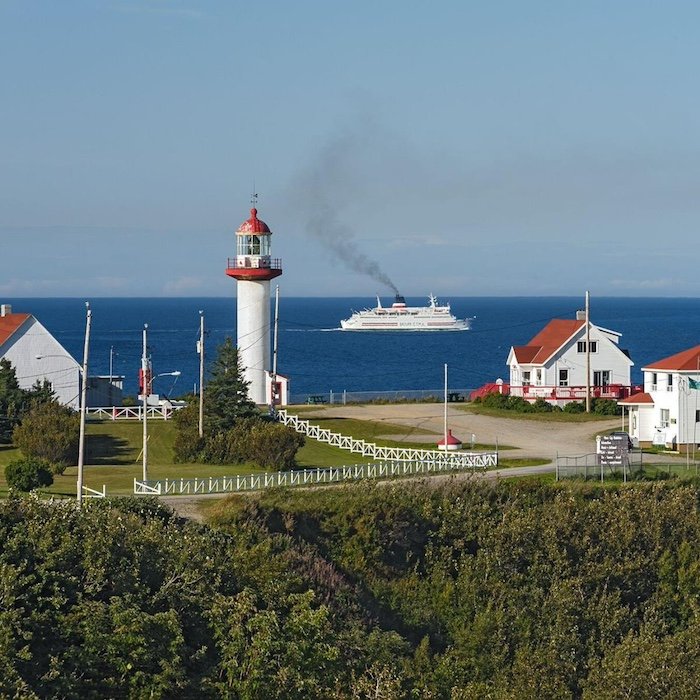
[0,304,12,317]
[576,309,586,321]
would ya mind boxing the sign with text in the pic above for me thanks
[598,433,631,467]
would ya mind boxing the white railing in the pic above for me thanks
[82,484,106,498]
[132,408,498,496]
[134,455,497,496]
[86,406,176,420]
[276,408,495,467]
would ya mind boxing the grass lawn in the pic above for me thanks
[291,412,512,451]
[0,411,552,498]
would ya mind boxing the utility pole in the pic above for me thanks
[109,345,114,406]
[77,302,92,506]
[142,324,149,482]
[585,290,591,413]
[443,363,448,452]
[272,285,280,409]
[198,311,204,438]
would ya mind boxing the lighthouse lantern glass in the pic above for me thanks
[237,233,271,257]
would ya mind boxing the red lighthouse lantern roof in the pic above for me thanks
[237,208,271,234]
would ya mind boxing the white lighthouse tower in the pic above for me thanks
[225,203,282,404]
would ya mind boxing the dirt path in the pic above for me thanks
[299,403,622,461]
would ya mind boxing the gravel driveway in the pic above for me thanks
[298,403,622,462]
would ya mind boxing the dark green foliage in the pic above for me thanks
[192,417,305,469]
[532,397,555,412]
[0,359,28,443]
[205,337,257,431]
[5,482,700,696]
[0,496,402,698]
[12,400,79,471]
[210,480,700,698]
[4,457,54,491]
[27,378,57,405]
[563,400,586,413]
[591,397,622,415]
[172,398,205,462]
[247,421,305,470]
[173,340,303,469]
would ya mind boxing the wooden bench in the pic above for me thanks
[306,395,327,405]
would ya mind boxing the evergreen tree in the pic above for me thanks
[205,337,258,431]
[0,359,29,443]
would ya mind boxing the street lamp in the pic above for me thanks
[141,370,181,483]
[35,302,91,506]
[140,326,180,484]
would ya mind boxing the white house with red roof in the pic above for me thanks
[0,304,80,409]
[504,311,635,407]
[619,345,700,452]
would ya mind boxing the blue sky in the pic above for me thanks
[2,0,699,297]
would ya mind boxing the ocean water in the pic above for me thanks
[5,296,700,400]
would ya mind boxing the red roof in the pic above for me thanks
[237,208,271,234]
[0,313,31,346]
[437,429,462,446]
[513,319,584,365]
[643,345,700,372]
[619,392,654,405]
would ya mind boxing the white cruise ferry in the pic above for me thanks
[340,295,471,331]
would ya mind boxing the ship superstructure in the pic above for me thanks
[340,295,471,331]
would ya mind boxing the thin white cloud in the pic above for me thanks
[108,1,205,19]
[162,276,204,294]
[609,278,676,290]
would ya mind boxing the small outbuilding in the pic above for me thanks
[437,429,463,451]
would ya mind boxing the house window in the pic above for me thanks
[522,371,531,386]
[667,374,673,391]
[651,372,658,391]
[660,409,670,429]
[535,369,543,386]
[593,370,611,387]
[577,341,597,353]
[559,369,569,387]
[696,410,700,423]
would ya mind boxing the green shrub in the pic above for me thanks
[532,397,555,412]
[5,458,54,492]
[12,401,79,470]
[591,398,621,415]
[563,401,585,413]
[482,392,509,409]
[248,421,305,470]
[506,395,532,412]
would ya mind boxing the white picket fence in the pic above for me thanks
[134,456,496,496]
[86,406,175,420]
[276,408,493,467]
[133,409,498,496]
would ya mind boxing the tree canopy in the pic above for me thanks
[205,337,257,431]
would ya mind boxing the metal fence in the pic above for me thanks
[288,389,475,405]
[556,451,644,482]
[134,456,495,496]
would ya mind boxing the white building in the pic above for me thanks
[225,206,283,405]
[619,345,700,452]
[0,304,81,409]
[505,312,635,407]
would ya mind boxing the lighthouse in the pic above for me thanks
[225,204,282,404]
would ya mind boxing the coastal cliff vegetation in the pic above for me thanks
[3,478,700,698]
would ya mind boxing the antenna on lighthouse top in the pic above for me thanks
[251,184,258,208]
